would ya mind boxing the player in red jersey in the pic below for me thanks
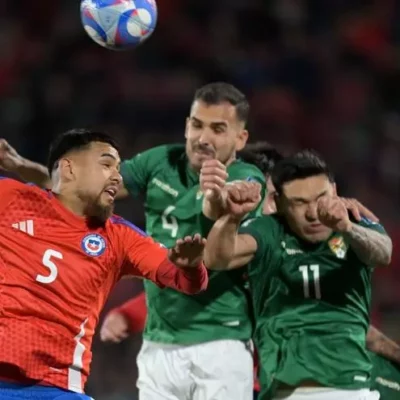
[0,129,208,400]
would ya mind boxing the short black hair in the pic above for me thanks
[47,128,119,175]
[272,149,334,195]
[239,142,284,177]
[193,82,250,124]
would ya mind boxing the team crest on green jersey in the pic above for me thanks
[328,236,348,259]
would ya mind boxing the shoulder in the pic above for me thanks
[240,214,282,234]
[0,176,44,195]
[108,215,149,238]
[239,215,283,250]
[227,160,265,183]
[122,144,185,167]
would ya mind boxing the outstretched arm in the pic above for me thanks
[317,198,392,267]
[367,326,400,365]
[0,139,51,188]
[204,214,258,270]
[119,220,208,294]
[203,181,262,270]
[343,223,392,267]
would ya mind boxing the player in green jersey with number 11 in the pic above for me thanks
[204,150,393,400]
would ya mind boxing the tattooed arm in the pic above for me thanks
[367,326,400,365]
[343,223,392,266]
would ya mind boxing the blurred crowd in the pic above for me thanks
[1,0,400,398]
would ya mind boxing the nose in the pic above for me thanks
[112,169,122,185]
[305,202,318,221]
[198,127,213,147]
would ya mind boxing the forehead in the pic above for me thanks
[282,175,332,199]
[84,141,120,161]
[190,100,238,124]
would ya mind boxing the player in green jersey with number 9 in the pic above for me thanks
[204,150,393,400]
[0,83,266,400]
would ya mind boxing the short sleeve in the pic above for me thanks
[112,217,168,281]
[356,217,387,235]
[239,215,281,263]
[120,145,167,197]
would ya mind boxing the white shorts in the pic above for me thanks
[273,387,380,400]
[137,339,253,400]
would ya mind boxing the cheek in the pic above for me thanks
[215,136,234,153]
[186,127,199,142]
[287,207,305,224]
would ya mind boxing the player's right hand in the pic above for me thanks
[224,181,262,219]
[100,312,130,343]
[0,139,22,171]
[200,159,228,203]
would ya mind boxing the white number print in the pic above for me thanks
[299,264,321,299]
[37,249,63,284]
[162,205,178,238]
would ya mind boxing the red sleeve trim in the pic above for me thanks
[156,257,208,294]
[115,291,147,333]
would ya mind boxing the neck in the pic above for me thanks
[52,186,86,217]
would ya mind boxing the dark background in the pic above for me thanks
[1,0,399,398]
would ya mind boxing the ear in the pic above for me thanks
[58,158,75,182]
[235,129,249,151]
[184,117,190,139]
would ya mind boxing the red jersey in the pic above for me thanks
[0,177,207,393]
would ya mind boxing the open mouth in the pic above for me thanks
[104,187,118,200]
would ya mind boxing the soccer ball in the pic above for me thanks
[80,0,157,50]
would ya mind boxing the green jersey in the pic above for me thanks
[239,214,387,396]
[370,352,400,400]
[121,144,265,344]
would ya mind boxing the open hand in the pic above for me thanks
[169,234,206,268]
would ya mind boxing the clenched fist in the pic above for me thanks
[317,197,352,232]
[224,181,262,219]
[0,139,22,172]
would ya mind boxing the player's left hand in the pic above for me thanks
[339,197,379,223]
[317,197,352,232]
[169,234,206,268]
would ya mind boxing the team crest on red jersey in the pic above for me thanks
[81,234,106,257]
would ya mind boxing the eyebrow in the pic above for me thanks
[191,116,228,127]
[289,190,328,202]
[100,153,118,161]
